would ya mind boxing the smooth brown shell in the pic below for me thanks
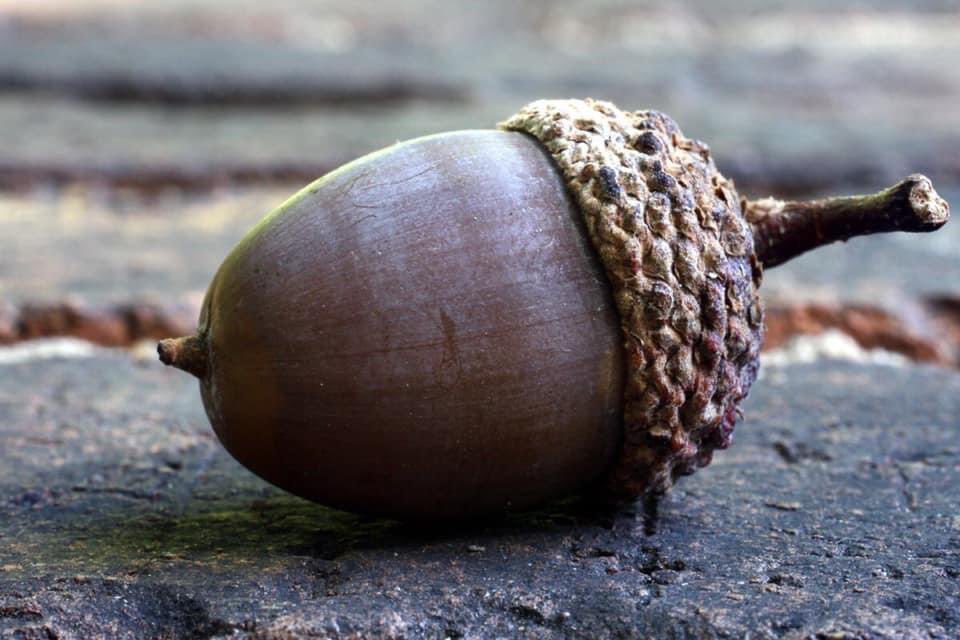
[196,130,625,519]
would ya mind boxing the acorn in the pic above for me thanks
[158,99,949,520]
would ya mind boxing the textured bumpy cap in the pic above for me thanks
[501,99,765,499]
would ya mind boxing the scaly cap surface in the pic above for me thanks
[502,99,764,498]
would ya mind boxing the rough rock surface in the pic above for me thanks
[1,351,957,639]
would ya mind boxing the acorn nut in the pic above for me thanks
[158,99,950,520]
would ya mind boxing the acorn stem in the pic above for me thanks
[746,174,949,269]
[158,335,208,379]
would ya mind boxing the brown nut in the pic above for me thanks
[159,99,950,520]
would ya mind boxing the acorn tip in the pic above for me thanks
[157,335,208,379]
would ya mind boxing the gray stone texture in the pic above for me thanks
[1,355,958,638]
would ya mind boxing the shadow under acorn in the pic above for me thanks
[13,483,659,578]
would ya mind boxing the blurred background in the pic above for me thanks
[1,0,958,364]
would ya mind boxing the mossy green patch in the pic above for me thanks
[1,493,399,579]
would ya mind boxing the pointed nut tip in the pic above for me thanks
[157,336,208,378]
[157,339,175,366]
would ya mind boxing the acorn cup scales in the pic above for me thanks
[159,99,950,520]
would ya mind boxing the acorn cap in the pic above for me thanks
[503,99,766,498]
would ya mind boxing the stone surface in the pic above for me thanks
[0,350,958,638]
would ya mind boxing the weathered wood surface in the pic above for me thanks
[1,1,959,193]
[2,1,959,307]
[0,187,282,305]
[2,1,958,311]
